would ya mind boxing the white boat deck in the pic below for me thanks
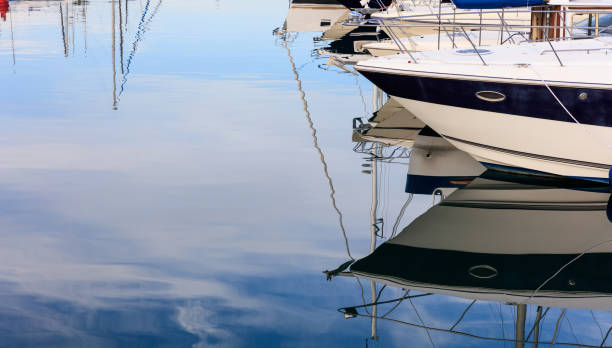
[362,30,527,55]
[357,37,612,85]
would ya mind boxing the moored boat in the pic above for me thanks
[356,34,612,183]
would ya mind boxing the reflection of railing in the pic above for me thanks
[352,141,411,164]
[339,294,612,348]
[339,292,433,318]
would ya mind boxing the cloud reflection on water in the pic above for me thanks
[0,0,426,346]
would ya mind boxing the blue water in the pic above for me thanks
[1,0,611,347]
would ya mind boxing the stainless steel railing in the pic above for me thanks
[344,7,612,65]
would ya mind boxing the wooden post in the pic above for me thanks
[530,6,545,41]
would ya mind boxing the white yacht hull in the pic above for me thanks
[394,96,612,181]
[356,38,612,182]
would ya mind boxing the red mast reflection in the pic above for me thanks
[0,0,8,21]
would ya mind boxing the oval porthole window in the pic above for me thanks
[468,265,498,279]
[476,91,506,102]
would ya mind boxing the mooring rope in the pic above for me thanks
[529,66,612,155]
[524,239,612,302]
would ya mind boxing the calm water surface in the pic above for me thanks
[1,0,612,347]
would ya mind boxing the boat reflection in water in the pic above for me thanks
[343,172,612,346]
[354,101,485,195]
[353,97,424,148]
[316,25,386,63]
[405,126,485,196]
[281,0,349,37]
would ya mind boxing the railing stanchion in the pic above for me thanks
[460,27,487,66]
[545,36,564,66]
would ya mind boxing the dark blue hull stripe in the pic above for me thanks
[350,244,612,292]
[444,134,612,170]
[405,174,475,194]
[358,69,612,127]
[365,127,422,130]
[480,168,611,189]
[482,163,611,185]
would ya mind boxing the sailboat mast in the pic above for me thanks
[59,2,68,56]
[532,306,543,347]
[112,0,117,109]
[9,1,15,67]
[369,142,381,340]
[65,0,69,55]
[83,1,87,54]
[118,0,124,74]
[515,304,526,348]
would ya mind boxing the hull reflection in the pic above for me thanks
[356,98,424,148]
[351,177,612,309]
[285,1,348,33]
[406,127,485,195]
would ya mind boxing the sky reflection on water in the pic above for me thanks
[0,0,418,346]
[2,0,612,347]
